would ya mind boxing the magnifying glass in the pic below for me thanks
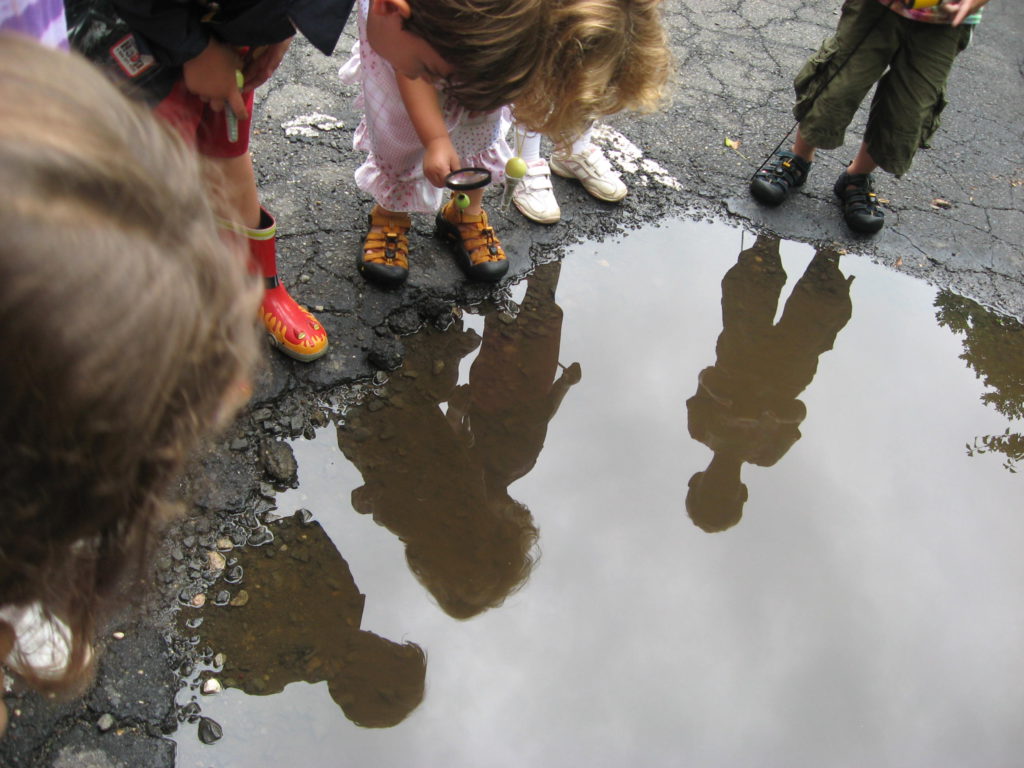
[445,167,492,209]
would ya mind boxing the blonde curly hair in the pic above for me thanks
[407,0,671,140]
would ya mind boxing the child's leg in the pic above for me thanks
[206,153,262,228]
[436,187,508,282]
[862,20,972,177]
[196,97,328,361]
[511,125,560,224]
[845,142,878,176]
[550,122,627,203]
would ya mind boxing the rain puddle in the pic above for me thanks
[175,217,1024,767]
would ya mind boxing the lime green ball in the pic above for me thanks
[455,192,471,210]
[505,156,528,179]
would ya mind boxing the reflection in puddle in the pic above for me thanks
[935,290,1024,472]
[191,515,425,727]
[176,218,1024,767]
[687,236,853,532]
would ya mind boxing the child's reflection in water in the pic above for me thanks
[686,235,854,532]
[339,260,580,618]
[195,514,425,728]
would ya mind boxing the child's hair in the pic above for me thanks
[0,33,261,693]
[407,0,671,141]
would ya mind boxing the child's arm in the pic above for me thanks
[396,74,460,188]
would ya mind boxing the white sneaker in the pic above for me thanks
[550,145,627,203]
[511,159,561,224]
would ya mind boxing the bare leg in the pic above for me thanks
[846,141,879,176]
[792,128,817,164]
[205,152,261,228]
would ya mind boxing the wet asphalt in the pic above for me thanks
[1,0,1021,764]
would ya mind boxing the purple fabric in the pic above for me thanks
[0,0,69,49]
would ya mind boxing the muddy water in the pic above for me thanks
[176,218,1024,768]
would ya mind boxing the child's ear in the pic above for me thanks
[369,0,413,19]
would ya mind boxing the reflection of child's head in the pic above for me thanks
[0,35,260,693]
[685,469,748,533]
[397,0,669,139]
[406,495,540,620]
[327,632,427,728]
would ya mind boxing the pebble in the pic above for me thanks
[248,526,274,547]
[229,590,250,607]
[111,631,125,640]
[197,717,224,744]
[213,590,231,606]
[207,551,226,572]
[260,440,298,484]
[215,537,234,551]
[190,593,206,608]
[201,678,222,695]
[97,713,115,732]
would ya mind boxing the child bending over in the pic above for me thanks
[346,0,670,284]
[750,0,991,234]
[0,35,260,733]
[110,0,355,361]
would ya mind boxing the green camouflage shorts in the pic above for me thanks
[793,0,973,176]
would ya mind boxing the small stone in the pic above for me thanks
[97,713,115,732]
[213,590,231,606]
[207,551,226,572]
[197,717,223,745]
[229,590,250,607]
[214,652,227,668]
[260,440,298,484]
[298,273,311,283]
[229,438,250,451]
[248,526,274,547]
[111,631,125,640]
[215,537,234,551]
[202,678,222,695]
[190,593,206,608]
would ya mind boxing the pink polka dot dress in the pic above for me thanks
[339,0,512,214]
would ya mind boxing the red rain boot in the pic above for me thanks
[246,209,328,362]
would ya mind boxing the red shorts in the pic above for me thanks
[155,79,255,158]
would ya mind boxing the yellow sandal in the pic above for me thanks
[434,197,509,282]
[359,205,412,286]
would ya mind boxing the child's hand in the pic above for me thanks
[242,38,293,92]
[182,38,248,121]
[422,137,461,188]
[946,0,991,25]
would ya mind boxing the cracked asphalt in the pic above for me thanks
[2,0,1021,764]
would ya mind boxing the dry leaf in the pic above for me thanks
[724,137,741,149]
[894,256,903,268]
[931,198,953,209]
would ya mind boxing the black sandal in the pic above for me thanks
[833,171,884,234]
[750,150,811,206]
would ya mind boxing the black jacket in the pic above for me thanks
[110,0,353,66]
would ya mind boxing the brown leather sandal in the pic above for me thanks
[434,197,509,282]
[359,205,412,286]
